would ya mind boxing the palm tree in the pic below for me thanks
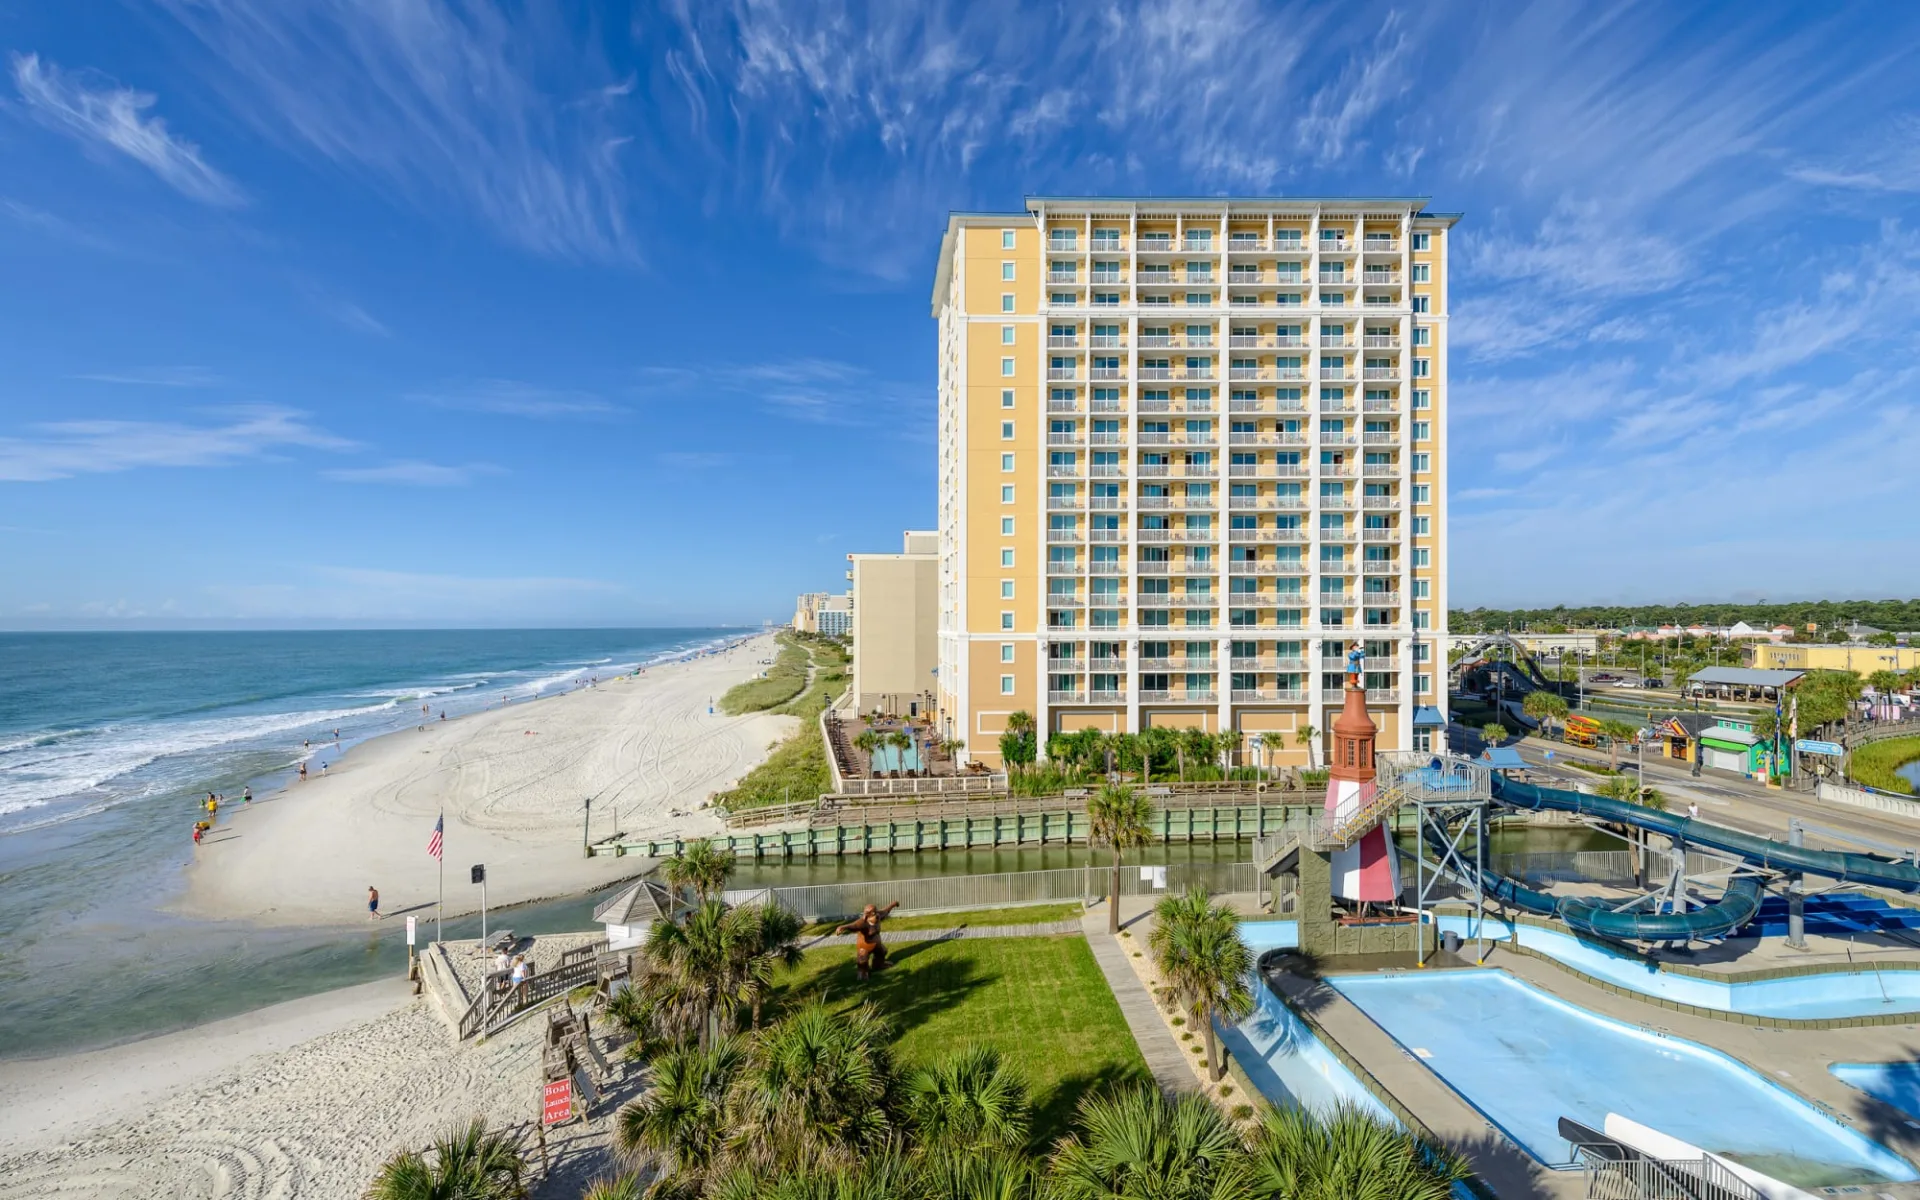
[1522,690,1568,740]
[366,1117,526,1200]
[1047,1086,1254,1200]
[1217,728,1244,773]
[616,1035,747,1191]
[1294,723,1319,770]
[664,838,736,903]
[999,711,1037,773]
[1480,722,1507,748]
[1148,889,1254,1082]
[903,1044,1031,1154]
[1598,718,1639,771]
[643,899,760,1050]
[727,999,897,1177]
[1246,1101,1467,1200]
[853,729,881,771]
[1088,783,1156,935]
[577,1174,643,1200]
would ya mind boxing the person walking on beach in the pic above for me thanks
[368,885,381,920]
[298,762,308,782]
[242,786,252,804]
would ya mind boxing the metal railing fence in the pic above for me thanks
[721,861,1256,923]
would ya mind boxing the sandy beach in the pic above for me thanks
[0,973,635,1198]
[176,633,791,927]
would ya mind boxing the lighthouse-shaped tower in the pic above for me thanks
[1323,643,1401,904]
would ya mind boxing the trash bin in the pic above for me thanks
[1441,930,1462,954]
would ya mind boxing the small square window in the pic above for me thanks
[1412,264,1431,283]
[1412,296,1430,313]
[1412,484,1431,504]
[1001,389,1016,408]
[1002,262,1016,281]
[1001,580,1015,599]
[1411,454,1431,475]
[1000,612,1015,631]
[1001,357,1015,377]
[1412,515,1430,536]
[1000,674,1016,694]
[1412,579,1431,599]
[1412,358,1431,378]
[1412,547,1430,567]
[1001,421,1015,440]
[1001,453,1015,471]
[1000,549,1015,567]
[1412,389,1430,410]
[1000,517,1016,535]
[1412,232,1430,251]
[1001,326,1016,345]
[1413,610,1431,629]
[1000,643,1015,662]
[1415,673,1432,694]
[1412,421,1431,442]
[1002,230,1016,250]
[1001,486,1015,503]
[1002,294,1015,313]
[1412,327,1431,347]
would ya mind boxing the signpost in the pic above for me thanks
[542,1078,574,1126]
[1794,740,1844,757]
[405,915,417,983]
[472,864,488,945]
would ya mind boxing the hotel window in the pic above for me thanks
[1412,516,1430,536]
[1000,675,1015,694]
[1413,610,1431,629]
[1412,421,1431,442]
[1001,549,1015,567]
[1002,389,1015,408]
[1412,454,1431,474]
[1001,421,1015,440]
[1319,291,1345,306]
[1415,673,1432,694]
[1412,484,1430,504]
[1412,358,1430,378]
[1412,232,1430,251]
[1001,517,1016,535]
[1001,486,1015,503]
[1001,358,1015,377]
[1412,327,1431,347]
[1001,326,1016,345]
[1414,642,1431,662]
[1002,230,1016,249]
[1001,643,1015,662]
[1002,294,1015,312]
[1002,262,1016,281]
[1412,580,1430,599]
[1001,612,1015,630]
[1412,389,1430,410]
[1412,547,1430,567]
[1001,453,1015,471]
[1001,580,1015,599]
[1412,264,1431,283]
[1412,296,1430,313]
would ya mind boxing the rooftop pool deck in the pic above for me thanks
[1326,968,1917,1188]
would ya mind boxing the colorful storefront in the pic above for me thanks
[1697,722,1772,776]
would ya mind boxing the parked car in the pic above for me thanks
[1588,672,1624,683]
[1639,677,1665,689]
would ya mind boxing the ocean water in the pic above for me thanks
[0,628,738,1057]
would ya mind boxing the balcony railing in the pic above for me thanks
[1090,463,1126,477]
[1319,239,1354,253]
[1138,689,1218,703]
[1362,335,1400,348]
[1362,527,1399,541]
[1138,657,1217,672]
[1048,368,1079,381]
[1361,270,1401,284]
[1362,592,1402,607]
[1048,335,1081,348]
[1227,238,1267,252]
[1363,397,1399,413]
[1362,367,1397,381]
[1047,658,1087,673]
[1320,433,1358,446]
[1047,465,1084,478]
[1047,690,1087,703]
[1231,688,1307,703]
[1089,334,1124,348]
[1362,494,1395,508]
[1362,463,1396,476]
[1089,367,1123,381]
[1320,368,1356,382]
[1232,657,1308,672]
[1228,528,1307,543]
[1046,496,1082,511]
[1047,529,1083,543]
[1088,690,1126,703]
[1048,398,1082,413]
[1319,337,1355,349]
[1089,560,1124,574]
[1362,237,1399,252]
[1089,495,1127,509]
[1046,559,1081,575]
[1228,560,1308,575]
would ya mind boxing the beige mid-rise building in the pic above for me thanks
[848,531,939,716]
[930,197,1454,767]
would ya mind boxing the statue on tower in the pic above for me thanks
[1346,640,1365,688]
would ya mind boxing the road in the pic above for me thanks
[1456,724,1920,857]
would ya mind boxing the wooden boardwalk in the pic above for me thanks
[1078,910,1197,1095]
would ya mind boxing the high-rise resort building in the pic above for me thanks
[930,197,1454,768]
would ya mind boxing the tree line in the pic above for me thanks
[1450,599,1920,636]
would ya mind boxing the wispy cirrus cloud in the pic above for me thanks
[74,366,221,387]
[322,459,501,487]
[0,406,349,482]
[9,53,243,206]
[410,380,621,419]
[156,0,639,262]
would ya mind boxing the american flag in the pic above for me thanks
[427,814,443,860]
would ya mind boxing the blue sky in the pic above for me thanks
[2,0,1918,627]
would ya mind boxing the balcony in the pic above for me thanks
[1227,237,1267,252]
[1319,368,1356,383]
[1090,237,1123,252]
[1227,367,1265,382]
[1361,494,1396,509]
[1139,689,1219,704]
[1136,560,1175,574]
[1361,270,1401,284]
[1089,560,1124,574]
[1137,528,1215,543]
[1362,463,1397,477]
[1047,335,1081,349]
[1362,335,1400,349]
[1363,396,1399,413]
[1047,464,1084,479]
[1089,495,1127,510]
[1048,367,1079,381]
[1047,495,1083,511]
[1047,529,1083,543]
[1319,239,1354,253]
[1088,431,1126,446]
[1367,688,1401,703]
[1137,367,1172,381]
[1228,494,1302,510]
[1232,656,1308,672]
[1047,432,1082,446]
[1047,271,1080,284]
[1089,272,1125,285]
[1046,592,1085,607]
[1362,527,1399,542]
[1089,366,1123,381]
[1362,367,1397,381]
[1090,397,1129,414]
[1319,337,1355,350]
[1088,690,1127,703]
[1228,560,1307,576]
[1048,397,1082,413]
[1320,432,1359,446]
[1089,528,1125,542]
[1139,657,1217,672]
[1047,690,1087,704]
[1362,432,1398,446]
[1047,238,1079,253]
[1273,366,1306,381]
[1362,237,1399,252]
[1046,559,1082,575]
[1090,463,1126,477]
[1047,659,1087,673]
[1089,334,1125,348]
[1232,688,1307,703]
[1183,463,1218,478]
[1361,591,1402,607]
[1228,528,1307,543]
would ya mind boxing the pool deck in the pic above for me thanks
[1280,940,1920,1199]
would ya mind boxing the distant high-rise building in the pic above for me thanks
[847,531,939,716]
[930,197,1454,767]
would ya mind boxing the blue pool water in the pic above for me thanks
[1833,1062,1920,1123]
[869,743,923,773]
[1431,914,1920,1020]
[1329,969,1916,1186]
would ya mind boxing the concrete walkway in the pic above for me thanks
[1079,907,1197,1095]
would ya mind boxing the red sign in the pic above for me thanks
[542,1079,573,1126]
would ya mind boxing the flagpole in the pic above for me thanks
[437,811,444,945]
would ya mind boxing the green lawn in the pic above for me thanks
[767,935,1148,1147]
[720,634,811,714]
[801,902,1086,936]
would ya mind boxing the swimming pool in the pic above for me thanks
[1328,969,1916,1188]
[1833,1062,1920,1123]
[1429,913,1920,1020]
[868,742,923,773]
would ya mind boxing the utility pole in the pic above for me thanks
[582,797,592,857]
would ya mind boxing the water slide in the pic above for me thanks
[1411,773,1920,943]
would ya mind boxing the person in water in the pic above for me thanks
[835,901,901,981]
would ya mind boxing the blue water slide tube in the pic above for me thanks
[1490,775,1920,894]
[1411,815,1764,943]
